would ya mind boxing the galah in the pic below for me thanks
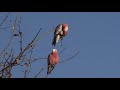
[52,24,68,47]
[47,49,59,74]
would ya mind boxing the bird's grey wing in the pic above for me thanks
[50,64,55,73]
[54,24,63,35]
[47,54,55,74]
[47,54,51,74]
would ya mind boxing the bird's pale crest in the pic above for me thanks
[53,49,57,52]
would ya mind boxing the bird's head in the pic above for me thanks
[52,49,58,53]
[63,24,68,32]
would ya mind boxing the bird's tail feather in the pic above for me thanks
[47,65,55,75]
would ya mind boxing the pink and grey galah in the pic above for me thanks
[47,49,59,74]
[52,24,68,47]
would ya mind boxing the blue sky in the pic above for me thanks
[0,12,120,78]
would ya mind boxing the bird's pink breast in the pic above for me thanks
[49,53,59,65]
[49,55,55,65]
[63,31,68,36]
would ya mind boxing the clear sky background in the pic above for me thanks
[0,12,120,78]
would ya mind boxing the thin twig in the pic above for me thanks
[34,67,45,78]
[24,50,33,78]
[30,58,47,63]
[59,51,80,64]
[0,36,13,57]
[12,14,18,33]
[23,44,35,56]
[17,14,23,52]
[19,31,23,52]
[58,47,66,55]
[33,27,55,44]
[5,49,13,64]
[0,13,9,27]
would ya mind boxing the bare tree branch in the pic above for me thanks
[30,58,47,63]
[0,13,10,27]
[33,27,55,44]
[34,67,45,78]
[59,50,80,64]
[58,47,66,55]
[0,28,42,74]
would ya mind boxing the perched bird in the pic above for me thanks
[47,49,59,74]
[52,24,68,47]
